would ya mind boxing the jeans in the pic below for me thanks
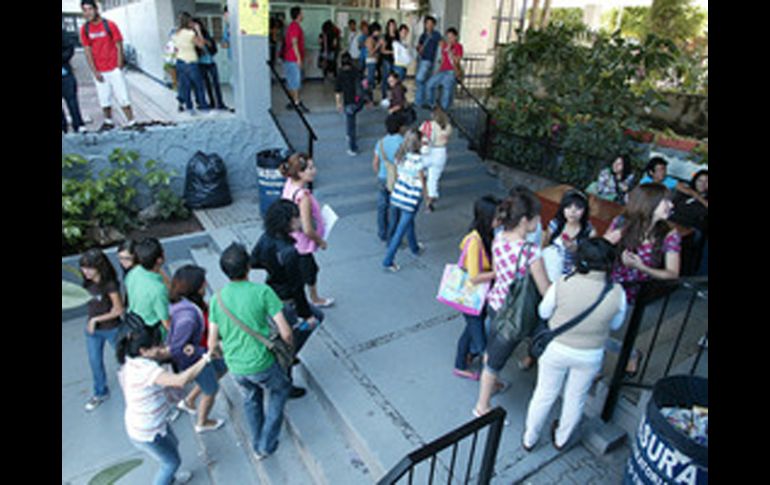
[414,60,434,106]
[131,425,181,485]
[426,70,457,110]
[85,326,120,398]
[199,62,226,108]
[381,59,393,99]
[393,65,407,81]
[176,60,209,111]
[344,103,361,152]
[382,206,419,267]
[233,362,292,455]
[365,62,378,101]
[523,344,602,448]
[454,309,488,370]
[280,301,325,354]
[62,72,84,132]
[376,180,391,242]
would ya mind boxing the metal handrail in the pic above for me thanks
[377,407,506,485]
[266,60,318,157]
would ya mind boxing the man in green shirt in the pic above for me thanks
[207,243,293,460]
[124,238,170,339]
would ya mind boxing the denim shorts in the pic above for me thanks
[194,358,227,396]
[298,253,319,286]
[284,61,302,91]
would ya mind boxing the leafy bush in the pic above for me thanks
[62,149,189,250]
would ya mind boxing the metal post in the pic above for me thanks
[477,410,505,485]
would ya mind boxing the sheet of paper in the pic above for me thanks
[322,204,339,240]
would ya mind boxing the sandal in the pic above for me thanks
[313,298,335,308]
[452,368,480,381]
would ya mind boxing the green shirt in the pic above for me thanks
[124,266,169,326]
[209,281,284,376]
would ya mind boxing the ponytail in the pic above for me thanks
[116,326,158,365]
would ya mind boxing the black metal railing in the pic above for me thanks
[601,277,708,422]
[266,61,318,158]
[377,407,506,485]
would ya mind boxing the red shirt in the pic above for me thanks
[284,21,305,62]
[439,42,463,72]
[80,19,123,72]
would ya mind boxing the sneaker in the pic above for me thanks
[194,418,225,434]
[177,399,197,416]
[254,451,271,461]
[289,386,307,399]
[347,149,358,156]
[174,469,193,484]
[84,394,109,412]
[414,242,426,256]
[383,263,400,273]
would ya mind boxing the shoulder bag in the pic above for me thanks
[492,242,542,343]
[379,139,398,193]
[216,291,294,374]
[529,279,613,358]
[436,235,490,316]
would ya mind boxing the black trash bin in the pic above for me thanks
[256,148,290,216]
[624,375,708,485]
[183,151,232,209]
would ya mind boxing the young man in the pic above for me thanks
[283,7,310,113]
[124,238,170,339]
[335,53,365,156]
[425,27,464,110]
[207,243,294,460]
[372,113,406,243]
[80,0,136,128]
[347,19,360,60]
[640,156,707,205]
[414,16,442,108]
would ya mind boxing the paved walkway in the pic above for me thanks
[61,65,641,484]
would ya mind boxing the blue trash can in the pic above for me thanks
[624,375,708,485]
[256,148,290,217]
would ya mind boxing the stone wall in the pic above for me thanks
[62,117,288,207]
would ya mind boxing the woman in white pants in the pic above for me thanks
[420,107,452,212]
[522,238,627,452]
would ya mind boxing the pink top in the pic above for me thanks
[608,216,681,304]
[283,21,305,62]
[282,180,325,255]
[486,236,541,312]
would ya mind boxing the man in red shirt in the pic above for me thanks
[425,27,464,111]
[282,7,309,113]
[80,0,135,129]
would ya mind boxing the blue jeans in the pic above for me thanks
[344,103,362,152]
[176,60,209,110]
[131,425,181,485]
[365,62,377,101]
[414,60,434,106]
[381,59,393,99]
[393,65,407,81]
[233,362,292,455]
[62,72,84,132]
[382,206,420,267]
[454,308,488,370]
[426,70,457,110]
[377,180,391,242]
[85,326,120,398]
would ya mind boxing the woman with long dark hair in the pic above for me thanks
[452,195,500,380]
[117,326,212,484]
[80,248,125,412]
[168,265,228,433]
[592,155,635,204]
[542,189,596,282]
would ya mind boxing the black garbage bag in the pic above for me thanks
[183,151,232,209]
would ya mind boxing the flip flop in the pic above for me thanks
[313,298,335,308]
[452,368,480,381]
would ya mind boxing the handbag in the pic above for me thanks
[379,139,398,193]
[492,242,542,343]
[529,279,613,359]
[436,236,491,316]
[216,291,294,373]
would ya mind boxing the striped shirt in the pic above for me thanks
[120,357,170,442]
[391,153,427,212]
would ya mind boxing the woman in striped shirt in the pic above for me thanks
[117,326,212,485]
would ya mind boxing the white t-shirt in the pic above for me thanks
[348,31,360,58]
[119,357,170,442]
[393,40,412,67]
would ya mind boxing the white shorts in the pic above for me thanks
[93,68,131,109]
[425,146,447,199]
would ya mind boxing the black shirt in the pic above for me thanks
[250,234,313,319]
[335,67,361,106]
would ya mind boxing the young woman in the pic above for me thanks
[593,155,635,204]
[420,106,453,212]
[382,128,428,272]
[392,24,412,81]
[604,183,681,375]
[168,265,228,434]
[522,238,627,452]
[472,189,551,418]
[386,71,407,114]
[542,189,597,283]
[379,19,399,104]
[117,326,212,485]
[80,248,125,412]
[172,12,209,114]
[452,195,500,380]
[280,153,334,308]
